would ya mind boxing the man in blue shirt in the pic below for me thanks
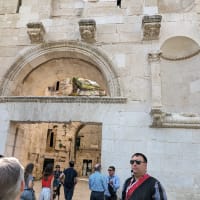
[89,163,107,200]
[105,166,120,200]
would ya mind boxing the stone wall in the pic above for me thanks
[0,1,200,199]
[5,121,102,179]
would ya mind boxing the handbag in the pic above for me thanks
[20,189,35,200]
[108,183,116,197]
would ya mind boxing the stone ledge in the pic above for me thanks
[150,108,200,129]
[0,96,127,104]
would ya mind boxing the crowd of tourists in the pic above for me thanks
[0,152,167,200]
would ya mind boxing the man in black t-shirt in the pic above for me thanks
[60,161,77,200]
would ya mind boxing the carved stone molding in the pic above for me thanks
[150,108,200,128]
[142,15,162,40]
[27,22,45,44]
[161,49,200,61]
[79,19,96,42]
[148,51,162,108]
[0,96,127,104]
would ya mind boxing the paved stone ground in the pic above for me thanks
[34,178,90,200]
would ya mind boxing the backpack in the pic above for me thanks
[108,183,116,197]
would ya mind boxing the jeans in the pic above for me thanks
[39,187,51,200]
[20,189,35,200]
[64,187,74,200]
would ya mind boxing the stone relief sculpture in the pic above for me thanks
[79,19,96,42]
[45,77,106,96]
[27,22,45,44]
[142,15,162,40]
[72,77,104,95]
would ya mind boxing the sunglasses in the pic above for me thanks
[130,160,145,165]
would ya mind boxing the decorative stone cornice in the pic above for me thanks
[150,108,200,128]
[161,49,200,61]
[27,22,45,44]
[79,19,96,42]
[142,15,162,40]
[0,96,127,104]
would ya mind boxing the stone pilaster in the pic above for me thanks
[148,51,162,110]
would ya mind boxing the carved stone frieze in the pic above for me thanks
[79,19,96,42]
[27,22,45,44]
[150,108,200,128]
[142,15,162,40]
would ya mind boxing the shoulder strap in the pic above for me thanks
[126,174,150,200]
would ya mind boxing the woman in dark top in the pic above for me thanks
[53,165,62,200]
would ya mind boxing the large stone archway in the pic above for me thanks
[0,40,121,97]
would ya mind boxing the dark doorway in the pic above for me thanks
[43,158,54,172]
[82,159,92,176]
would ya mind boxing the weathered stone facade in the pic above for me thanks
[0,1,200,199]
[7,122,101,179]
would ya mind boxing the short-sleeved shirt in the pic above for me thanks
[63,167,77,188]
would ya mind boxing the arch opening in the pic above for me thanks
[0,41,121,97]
